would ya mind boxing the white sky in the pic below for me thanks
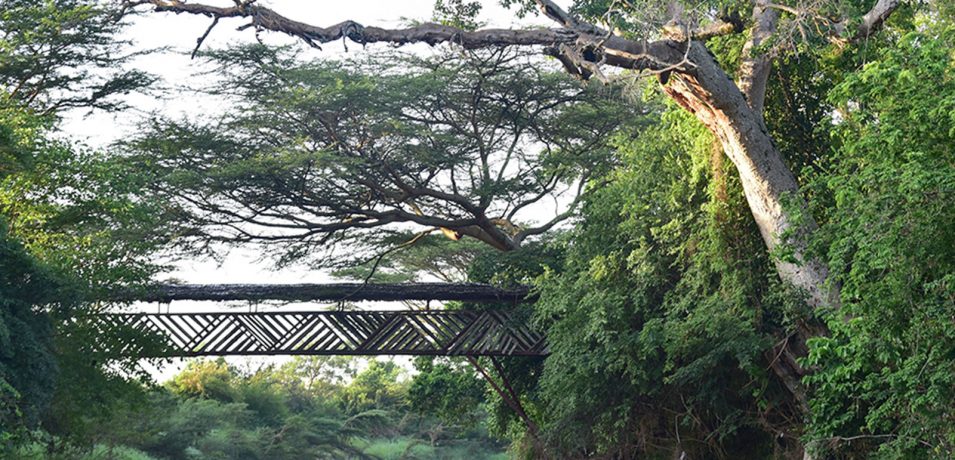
[60,1,551,380]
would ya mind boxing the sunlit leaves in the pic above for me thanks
[804,21,955,458]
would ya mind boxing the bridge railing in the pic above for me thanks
[83,309,547,357]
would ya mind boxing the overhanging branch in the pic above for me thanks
[134,0,684,74]
[135,0,577,49]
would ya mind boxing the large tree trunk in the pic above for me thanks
[661,42,835,412]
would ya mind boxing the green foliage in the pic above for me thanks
[462,5,953,459]
[356,435,507,459]
[0,0,166,294]
[409,358,486,427]
[0,138,169,296]
[334,235,487,283]
[504,0,748,40]
[342,360,407,413]
[272,356,357,413]
[35,358,507,460]
[13,442,161,460]
[0,0,166,452]
[467,237,566,288]
[530,95,801,457]
[803,21,955,459]
[0,222,60,445]
[168,360,238,401]
[433,0,484,30]
[0,0,154,115]
[40,348,154,451]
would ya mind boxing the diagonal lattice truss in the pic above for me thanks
[89,310,547,357]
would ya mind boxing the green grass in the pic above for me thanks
[355,436,507,460]
[10,443,158,460]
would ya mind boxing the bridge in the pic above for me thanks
[92,282,546,358]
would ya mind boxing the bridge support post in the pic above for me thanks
[466,356,543,451]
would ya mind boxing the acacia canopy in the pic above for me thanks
[127,47,641,266]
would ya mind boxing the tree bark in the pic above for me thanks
[737,1,778,114]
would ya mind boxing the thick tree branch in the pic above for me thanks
[535,0,578,28]
[135,0,684,74]
[456,223,518,252]
[692,15,746,41]
[543,44,593,80]
[137,0,577,49]
[738,1,779,115]
[847,0,902,41]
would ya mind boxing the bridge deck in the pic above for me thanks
[88,310,546,357]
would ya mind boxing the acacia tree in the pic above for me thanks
[127,45,641,267]
[126,0,901,296]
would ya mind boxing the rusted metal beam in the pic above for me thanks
[114,282,534,303]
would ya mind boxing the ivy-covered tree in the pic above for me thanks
[528,7,955,459]
[533,95,801,457]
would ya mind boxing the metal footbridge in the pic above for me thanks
[90,283,545,357]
